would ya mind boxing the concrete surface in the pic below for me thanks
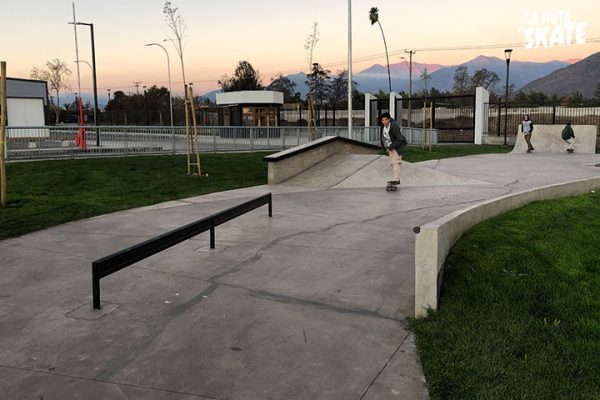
[1,150,600,399]
[512,124,598,154]
[265,136,379,184]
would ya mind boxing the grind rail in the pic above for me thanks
[91,193,272,309]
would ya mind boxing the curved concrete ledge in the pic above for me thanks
[414,175,600,318]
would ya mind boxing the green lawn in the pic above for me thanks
[410,192,600,399]
[403,144,512,163]
[0,153,270,240]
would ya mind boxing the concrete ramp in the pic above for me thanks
[512,124,597,154]
[285,154,492,188]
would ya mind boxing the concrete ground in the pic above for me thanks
[1,151,599,399]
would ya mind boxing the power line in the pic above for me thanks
[76,37,600,92]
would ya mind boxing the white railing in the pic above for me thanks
[4,126,382,161]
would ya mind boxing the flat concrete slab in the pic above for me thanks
[1,151,600,399]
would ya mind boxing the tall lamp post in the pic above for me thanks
[74,60,96,128]
[72,21,99,146]
[347,0,352,140]
[504,48,513,146]
[145,42,174,127]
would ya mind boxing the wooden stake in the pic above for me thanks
[429,103,433,152]
[187,85,201,176]
[421,105,426,150]
[184,84,191,175]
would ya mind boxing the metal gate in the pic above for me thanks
[396,95,475,143]
[369,98,390,127]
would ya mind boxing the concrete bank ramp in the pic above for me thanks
[511,124,597,154]
[285,154,491,188]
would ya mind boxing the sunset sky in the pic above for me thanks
[2,0,599,98]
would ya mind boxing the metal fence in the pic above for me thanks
[486,101,600,136]
[5,125,382,161]
[396,95,475,143]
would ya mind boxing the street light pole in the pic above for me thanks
[145,42,174,127]
[504,48,513,146]
[72,21,99,146]
[404,50,415,128]
[347,0,353,140]
[74,59,96,130]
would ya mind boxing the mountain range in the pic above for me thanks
[519,52,600,98]
[201,52,600,101]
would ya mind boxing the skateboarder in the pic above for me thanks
[561,122,575,153]
[521,115,535,153]
[379,112,407,189]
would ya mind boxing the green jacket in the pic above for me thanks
[561,125,575,140]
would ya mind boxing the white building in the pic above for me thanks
[216,91,283,126]
[0,78,49,127]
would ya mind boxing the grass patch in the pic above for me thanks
[403,144,512,163]
[0,153,270,240]
[411,192,600,399]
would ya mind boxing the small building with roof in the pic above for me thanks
[0,77,49,127]
[216,91,283,126]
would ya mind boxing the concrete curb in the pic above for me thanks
[414,174,600,318]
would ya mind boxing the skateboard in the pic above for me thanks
[386,181,399,191]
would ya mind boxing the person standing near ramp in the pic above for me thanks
[562,122,575,153]
[521,114,535,153]
[380,112,407,188]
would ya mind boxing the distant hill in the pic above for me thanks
[425,56,570,93]
[519,51,600,98]
[200,55,577,100]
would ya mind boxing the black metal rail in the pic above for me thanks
[91,193,272,309]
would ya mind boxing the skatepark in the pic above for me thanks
[1,131,599,399]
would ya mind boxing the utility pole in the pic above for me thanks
[404,50,416,129]
[133,81,142,95]
[347,0,352,140]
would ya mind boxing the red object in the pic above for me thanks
[75,96,87,149]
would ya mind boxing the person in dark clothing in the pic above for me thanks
[521,114,535,153]
[561,122,575,153]
[379,112,407,185]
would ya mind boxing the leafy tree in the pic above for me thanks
[219,60,264,92]
[513,90,548,104]
[305,63,330,104]
[328,70,358,109]
[30,59,72,124]
[568,91,584,105]
[105,87,174,125]
[452,66,470,95]
[420,68,431,97]
[429,87,443,98]
[267,73,299,102]
[469,68,500,94]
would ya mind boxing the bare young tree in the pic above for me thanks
[163,1,187,90]
[420,68,431,97]
[304,22,319,73]
[30,59,72,124]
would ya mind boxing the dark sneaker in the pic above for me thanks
[526,149,531,153]
[389,180,400,185]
